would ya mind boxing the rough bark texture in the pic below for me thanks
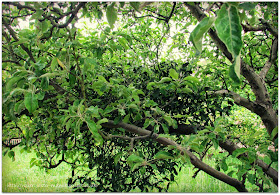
[184,3,278,137]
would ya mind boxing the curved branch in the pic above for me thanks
[184,2,278,136]
[102,120,248,192]
[212,90,255,112]
[259,38,278,79]
[48,2,86,28]
[260,19,278,38]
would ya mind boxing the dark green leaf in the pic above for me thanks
[106,3,117,28]
[239,2,256,11]
[127,154,144,167]
[161,123,169,134]
[24,92,39,113]
[215,4,243,57]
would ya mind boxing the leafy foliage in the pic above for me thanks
[2,2,278,192]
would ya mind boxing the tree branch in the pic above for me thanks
[166,2,176,23]
[184,2,278,136]
[259,38,278,79]
[48,3,86,28]
[219,139,278,186]
[2,18,36,63]
[260,19,278,38]
[212,90,255,112]
[101,120,248,192]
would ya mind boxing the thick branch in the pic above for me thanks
[184,2,278,136]
[102,120,248,192]
[213,90,255,112]
[219,139,278,186]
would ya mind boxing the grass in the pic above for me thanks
[2,146,72,192]
[2,146,278,192]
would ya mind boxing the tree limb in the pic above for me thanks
[2,18,36,63]
[102,120,248,192]
[259,38,278,79]
[48,2,86,28]
[260,19,278,38]
[184,2,278,136]
[219,139,278,186]
[212,90,255,112]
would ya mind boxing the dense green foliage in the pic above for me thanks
[2,2,278,192]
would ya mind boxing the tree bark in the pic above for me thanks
[183,2,278,137]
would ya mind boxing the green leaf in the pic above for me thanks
[169,69,179,80]
[127,154,144,167]
[114,152,123,165]
[215,4,243,58]
[154,151,174,160]
[86,106,100,118]
[97,118,108,126]
[106,3,117,28]
[41,77,49,90]
[85,119,104,145]
[8,151,15,161]
[119,33,132,45]
[86,119,98,134]
[158,77,172,84]
[270,127,278,140]
[30,10,44,20]
[163,115,173,126]
[118,37,129,50]
[113,116,122,125]
[128,103,138,110]
[161,123,169,134]
[229,55,241,84]
[39,73,60,78]
[40,20,49,32]
[247,174,256,184]
[147,82,156,90]
[180,87,192,94]
[239,2,256,11]
[221,158,228,171]
[183,76,200,84]
[232,147,248,158]
[189,17,216,53]
[50,57,58,72]
[130,2,140,12]
[5,76,24,92]
[12,38,29,46]
[120,2,125,8]
[24,92,38,113]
